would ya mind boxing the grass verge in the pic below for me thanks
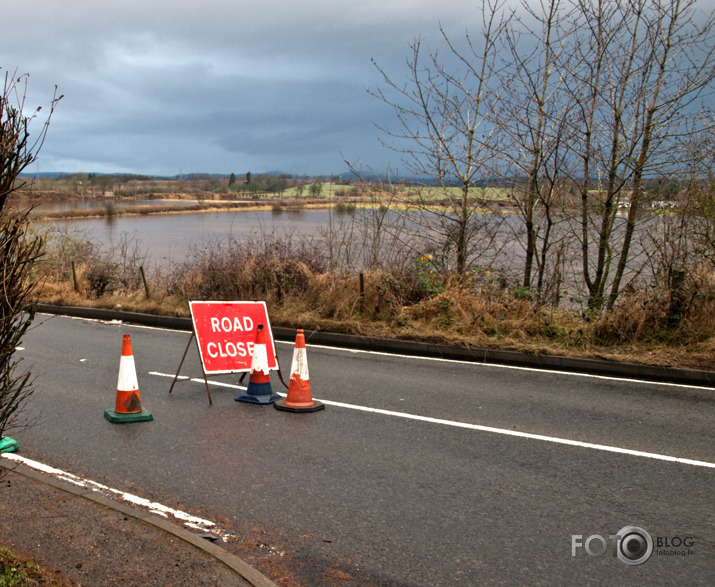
[0,547,66,586]
[32,227,715,372]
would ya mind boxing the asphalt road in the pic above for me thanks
[11,314,715,585]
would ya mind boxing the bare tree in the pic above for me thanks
[1,72,60,212]
[319,170,412,273]
[370,0,512,275]
[564,0,715,309]
[0,211,44,441]
[497,0,580,302]
[0,70,60,445]
[369,0,713,310]
[686,112,715,264]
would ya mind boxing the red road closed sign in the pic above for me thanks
[189,301,278,375]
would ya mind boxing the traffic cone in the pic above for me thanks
[275,329,324,412]
[235,325,280,404]
[104,334,153,423]
[0,436,18,453]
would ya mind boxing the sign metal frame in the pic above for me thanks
[168,300,279,405]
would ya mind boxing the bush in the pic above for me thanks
[34,225,97,281]
[0,211,43,439]
[36,228,147,298]
[593,268,715,345]
[167,235,327,303]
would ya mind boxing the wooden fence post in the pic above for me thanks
[139,266,151,300]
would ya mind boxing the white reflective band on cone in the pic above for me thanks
[117,354,139,391]
[251,342,270,375]
[290,348,309,380]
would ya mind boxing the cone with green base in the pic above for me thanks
[0,436,18,453]
[103,408,153,423]
[274,329,324,413]
[104,334,153,423]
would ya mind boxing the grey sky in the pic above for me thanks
[3,0,481,176]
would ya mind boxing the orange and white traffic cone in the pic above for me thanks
[235,324,280,404]
[104,334,153,423]
[275,329,324,412]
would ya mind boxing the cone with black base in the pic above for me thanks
[104,334,153,423]
[0,436,18,453]
[235,325,280,404]
[275,329,324,413]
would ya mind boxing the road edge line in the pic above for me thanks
[0,457,277,587]
[33,303,715,388]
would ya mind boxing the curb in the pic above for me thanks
[0,458,277,587]
[34,303,715,388]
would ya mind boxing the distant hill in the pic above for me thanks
[19,170,511,186]
[18,171,73,179]
[19,171,312,180]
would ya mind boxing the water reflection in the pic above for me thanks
[28,198,203,213]
[40,209,332,267]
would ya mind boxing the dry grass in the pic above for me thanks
[32,230,715,372]
[35,279,715,370]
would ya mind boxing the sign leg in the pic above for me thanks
[169,332,194,395]
[169,332,213,406]
[201,368,213,405]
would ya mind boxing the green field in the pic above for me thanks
[399,186,511,201]
[279,184,511,202]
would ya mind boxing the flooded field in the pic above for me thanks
[38,208,332,266]
[33,200,659,305]
[29,198,202,213]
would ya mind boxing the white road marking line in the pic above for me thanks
[149,370,715,469]
[150,372,248,390]
[0,453,237,540]
[40,313,714,390]
[276,340,714,391]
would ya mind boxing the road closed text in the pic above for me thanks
[210,316,254,333]
[206,340,255,359]
[189,300,277,374]
[206,316,256,358]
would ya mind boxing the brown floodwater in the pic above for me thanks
[38,208,333,266]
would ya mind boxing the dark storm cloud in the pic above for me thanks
[2,0,480,175]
